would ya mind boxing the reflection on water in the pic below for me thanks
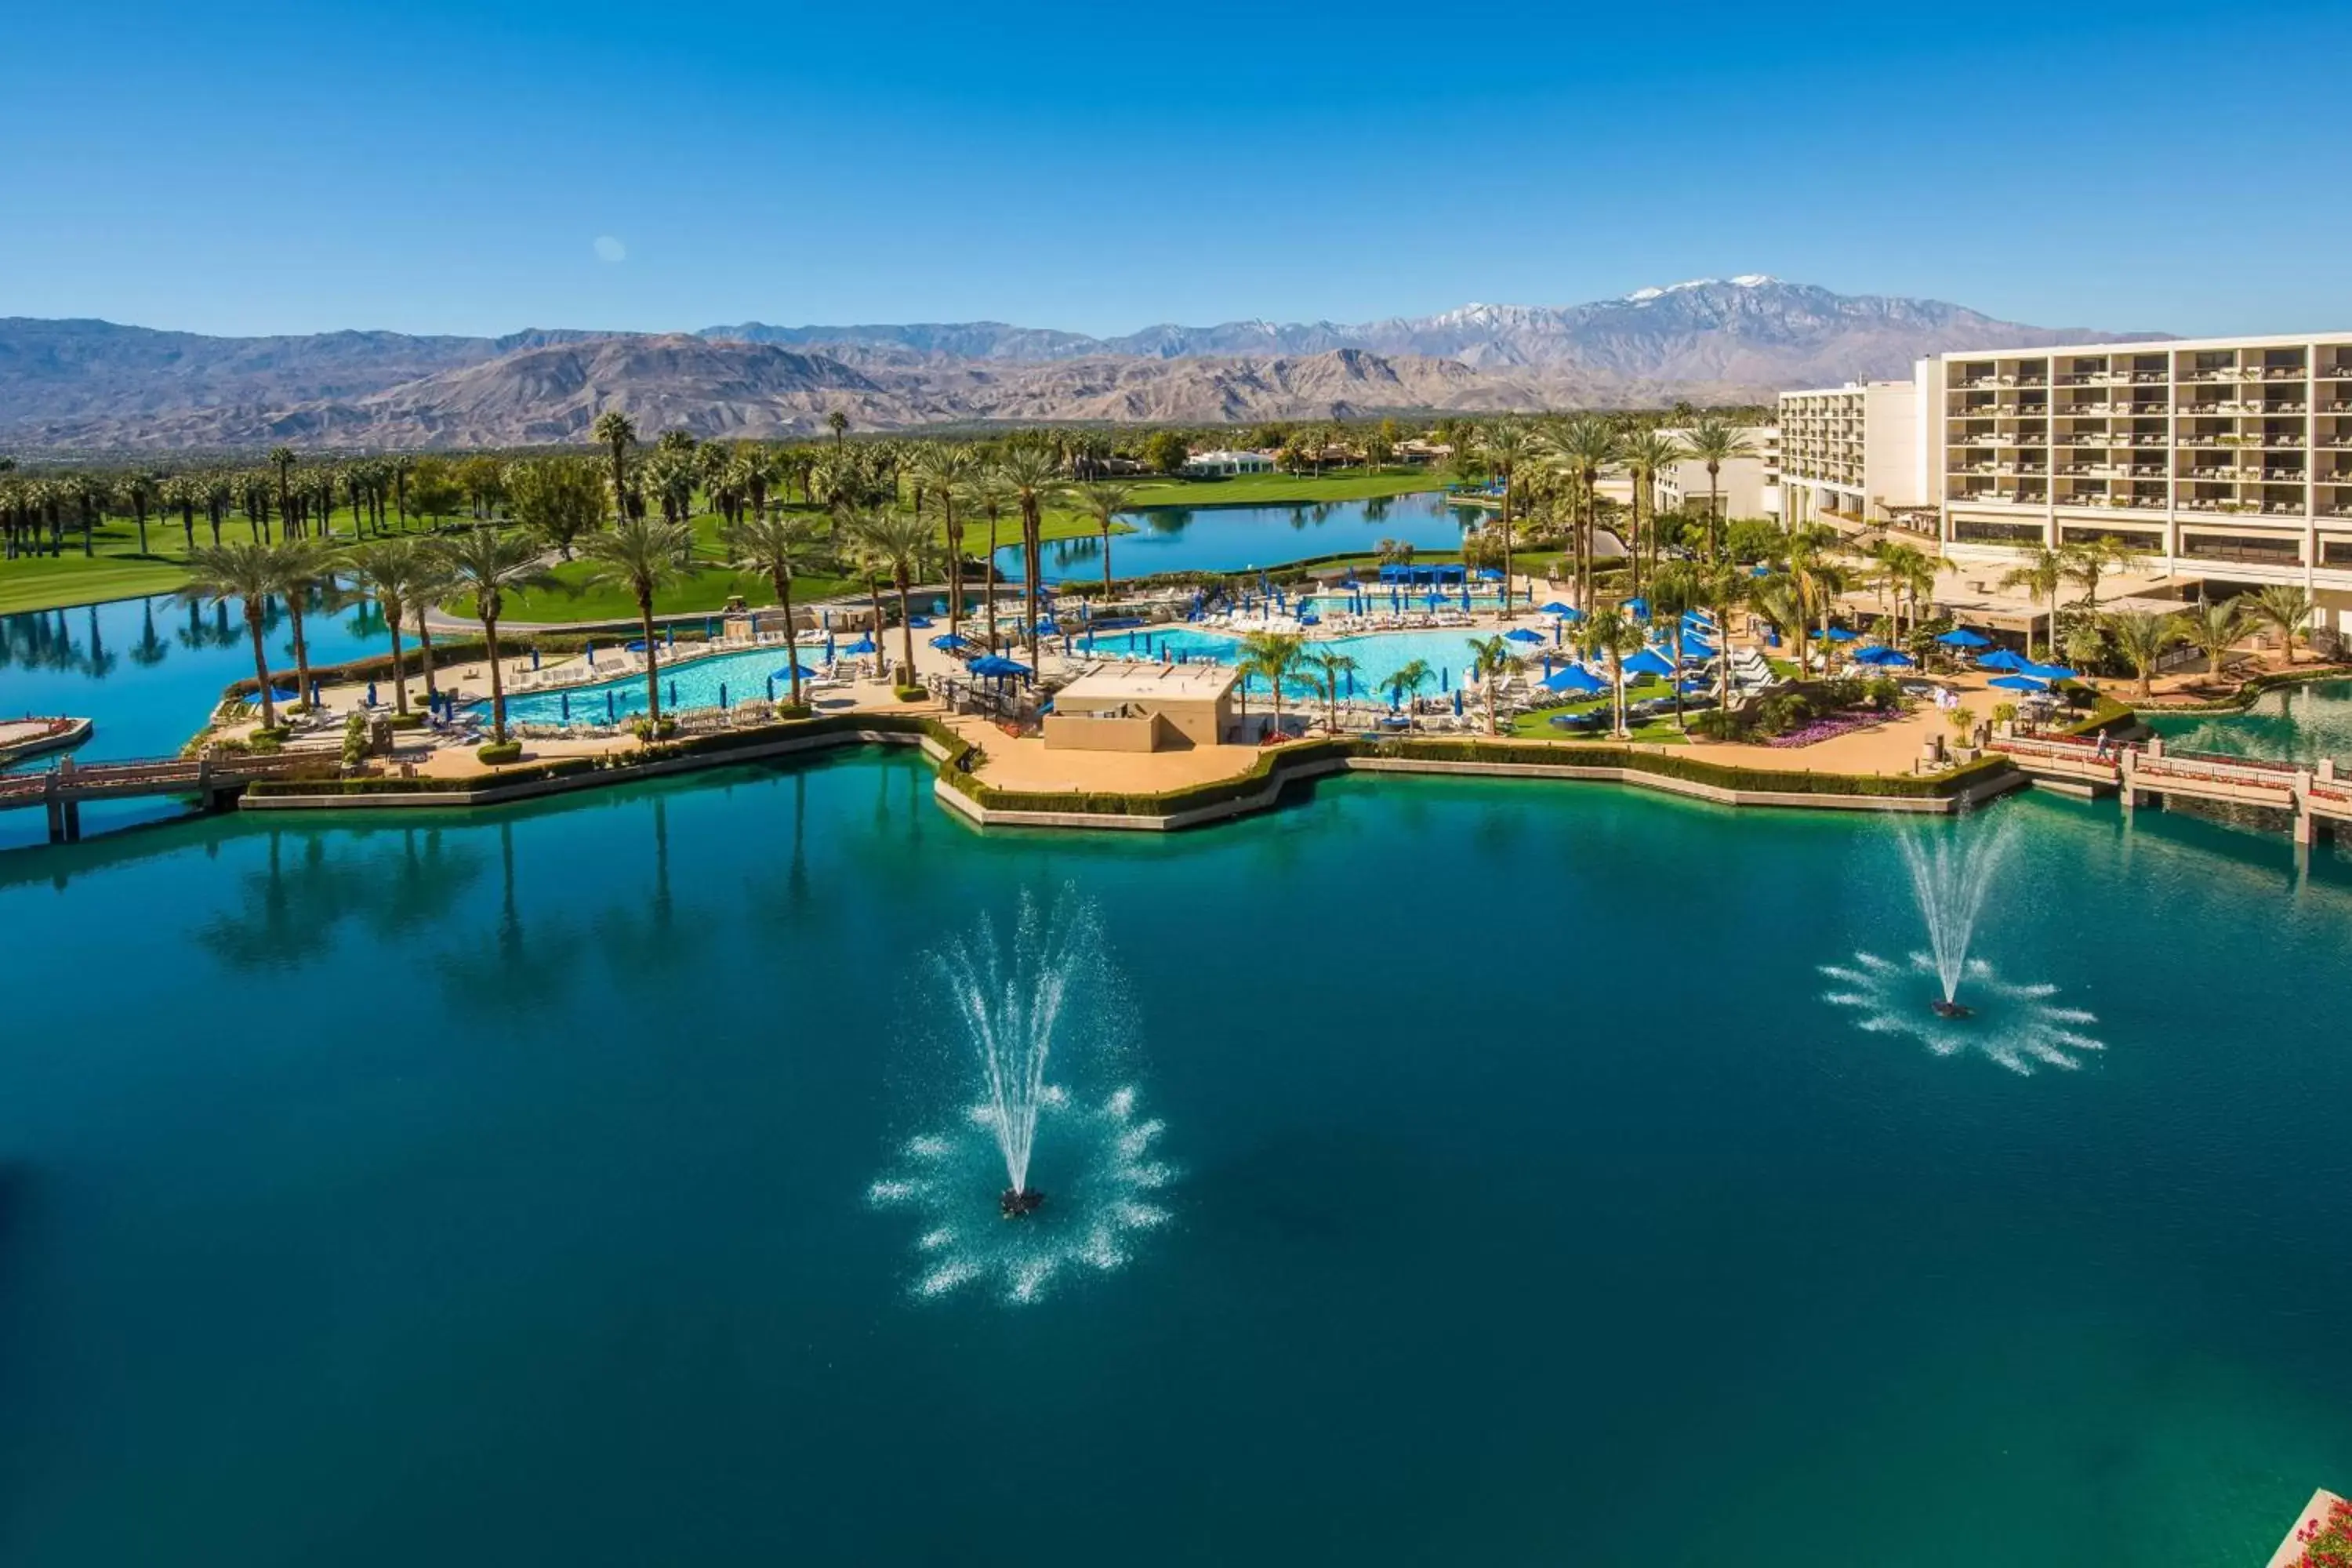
[1002,492,1475,580]
[2147,678,2352,767]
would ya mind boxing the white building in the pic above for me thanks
[1596,426,1778,521]
[1181,449,1275,477]
[1770,381,1928,529]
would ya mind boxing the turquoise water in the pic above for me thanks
[999,492,1481,581]
[495,641,854,728]
[2147,678,2352,764]
[1121,624,1548,699]
[0,757,2347,1566]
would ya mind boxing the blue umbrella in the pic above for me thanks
[718,681,728,709]
[1863,648,1915,668]
[665,626,674,648]
[1624,648,1676,678]
[1937,627,1992,648]
[1035,619,1061,637]
[1852,644,1904,665]
[268,684,299,703]
[772,663,817,681]
[529,647,541,670]
[585,639,597,666]
[1439,666,1448,692]
[561,691,571,721]
[1623,597,1650,620]
[607,689,617,720]
[1680,640,1718,661]
[1989,673,2049,691]
[2022,662,2079,681]
[626,639,648,652]
[909,615,934,629]
[1543,664,1605,694]
[845,635,877,655]
[1813,626,1859,642]
[1978,648,2030,672]
[1454,688,1464,717]
[365,681,379,706]
[1539,601,1575,617]
[930,632,972,651]
[1504,626,1545,644]
[765,674,775,703]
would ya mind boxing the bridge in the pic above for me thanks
[0,752,332,843]
[1990,732,2352,843]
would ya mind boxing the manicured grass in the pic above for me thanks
[453,561,865,626]
[0,555,200,615]
[1123,467,1441,509]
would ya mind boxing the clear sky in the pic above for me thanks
[5,0,2347,341]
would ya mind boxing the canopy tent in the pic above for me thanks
[1623,648,1676,678]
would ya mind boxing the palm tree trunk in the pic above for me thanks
[247,610,277,730]
[484,617,508,742]
[867,577,887,675]
[983,514,1000,644]
[946,506,963,643]
[896,571,916,681]
[776,571,802,707]
[640,599,662,724]
[1500,481,1513,609]
[388,618,408,715]
[413,611,439,702]
[288,600,312,711]
[1022,510,1043,660]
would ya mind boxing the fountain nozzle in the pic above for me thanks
[1000,1188,1045,1219]
[1930,1000,1974,1021]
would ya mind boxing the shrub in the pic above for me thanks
[340,714,368,771]
[894,684,927,702]
[247,728,288,754]
[477,741,524,765]
[386,711,425,731]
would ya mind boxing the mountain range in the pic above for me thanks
[0,278,2162,452]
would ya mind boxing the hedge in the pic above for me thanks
[245,757,601,796]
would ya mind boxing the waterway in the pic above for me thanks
[0,750,2347,1566]
[996,492,1483,581]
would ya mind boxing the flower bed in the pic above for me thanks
[1762,712,1886,749]
[2292,1493,2351,1568]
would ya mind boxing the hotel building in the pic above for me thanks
[1769,331,2352,632]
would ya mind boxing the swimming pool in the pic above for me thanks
[491,643,847,727]
[1091,625,1576,702]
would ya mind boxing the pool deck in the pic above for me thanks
[2267,1487,2347,1568]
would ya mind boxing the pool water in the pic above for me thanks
[997,492,1483,581]
[0,761,2345,1567]
[492,640,855,729]
[1101,624,1574,702]
[2147,677,2352,764]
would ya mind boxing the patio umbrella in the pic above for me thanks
[1857,647,1915,668]
[909,615,934,629]
[665,626,674,648]
[1813,626,1859,642]
[1978,648,2029,672]
[626,640,648,652]
[561,691,571,720]
[1937,627,1992,648]
[365,681,379,706]
[1623,597,1650,620]
[529,647,541,670]
[930,632,972,651]
[1475,567,1504,582]
[1989,673,2049,691]
[1542,664,1605,694]
[267,684,300,703]
[1504,626,1545,644]
[607,689,618,720]
[2022,662,2079,681]
[1454,688,1464,717]
[772,664,817,681]
[1624,648,1675,678]
[1539,601,1575,617]
[845,635,877,655]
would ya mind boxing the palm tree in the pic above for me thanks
[1679,416,1757,563]
[1998,545,2067,660]
[590,410,638,524]
[1301,647,1359,734]
[1783,523,1846,659]
[181,541,292,729]
[1648,561,1704,729]
[996,447,1065,661]
[1617,427,1686,594]
[906,443,978,640]
[968,472,1017,646]
[2062,536,2146,614]
[268,446,299,539]
[1067,481,1135,591]
[405,543,458,706]
[1749,574,1813,678]
[1382,657,1433,720]
[1539,416,1621,611]
[273,535,333,710]
[725,513,826,706]
[842,508,942,683]
[1698,561,1750,716]
[342,538,430,714]
[826,409,851,449]
[1479,423,1537,604]
[120,470,160,555]
[1579,608,1646,739]
[441,528,557,743]
[2103,609,2183,699]
[2181,598,2244,688]
[2249,584,2313,666]
[1465,633,1522,735]
[1236,630,1306,739]
[582,516,695,725]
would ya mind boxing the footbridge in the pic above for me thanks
[0,753,328,844]
[1990,733,2352,843]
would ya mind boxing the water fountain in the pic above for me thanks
[871,890,1176,1304]
[1895,810,2018,1015]
[1820,811,2105,1074]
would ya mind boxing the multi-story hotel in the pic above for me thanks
[1767,331,2352,632]
[1602,425,1779,521]
[1770,382,1926,529]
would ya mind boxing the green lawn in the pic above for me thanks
[1124,466,1441,509]
[452,561,866,626]
[0,555,200,615]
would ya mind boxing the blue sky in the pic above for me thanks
[5,0,2347,340]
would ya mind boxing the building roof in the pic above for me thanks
[1055,662,1238,705]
